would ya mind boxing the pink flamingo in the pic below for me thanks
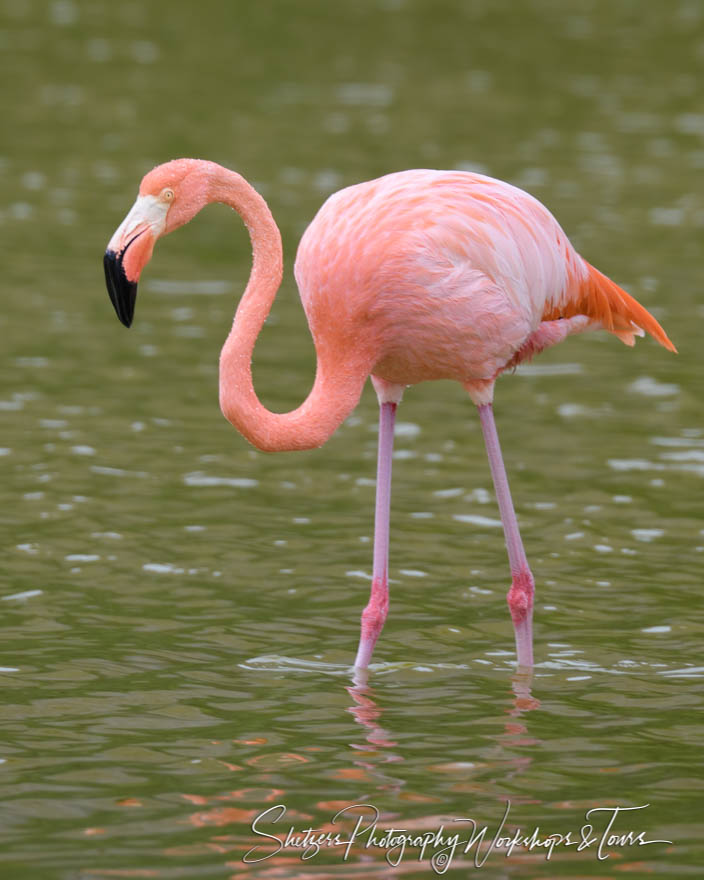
[104,159,675,669]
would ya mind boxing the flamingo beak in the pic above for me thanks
[104,195,167,327]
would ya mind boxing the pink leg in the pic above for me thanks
[354,400,397,668]
[477,403,535,667]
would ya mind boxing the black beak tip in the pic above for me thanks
[103,249,137,328]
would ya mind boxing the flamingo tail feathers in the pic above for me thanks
[545,262,677,353]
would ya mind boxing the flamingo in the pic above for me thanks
[104,159,675,670]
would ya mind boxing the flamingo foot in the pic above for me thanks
[508,567,534,667]
[354,576,389,669]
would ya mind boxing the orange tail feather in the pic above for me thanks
[545,263,677,353]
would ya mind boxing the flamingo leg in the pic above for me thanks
[354,400,397,668]
[477,403,535,667]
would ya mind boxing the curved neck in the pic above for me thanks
[209,166,367,451]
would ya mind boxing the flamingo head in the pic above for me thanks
[104,159,210,327]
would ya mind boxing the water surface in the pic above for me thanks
[1,0,702,877]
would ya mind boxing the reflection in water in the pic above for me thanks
[505,668,541,747]
[345,673,404,796]
[346,671,398,751]
[174,667,544,873]
[499,670,543,792]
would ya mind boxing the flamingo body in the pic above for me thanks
[295,169,672,400]
[297,170,573,389]
[104,160,675,670]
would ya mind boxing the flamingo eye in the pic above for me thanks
[161,188,175,202]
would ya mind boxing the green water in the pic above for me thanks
[1,0,702,877]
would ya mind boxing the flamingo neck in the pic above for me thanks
[207,166,367,451]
